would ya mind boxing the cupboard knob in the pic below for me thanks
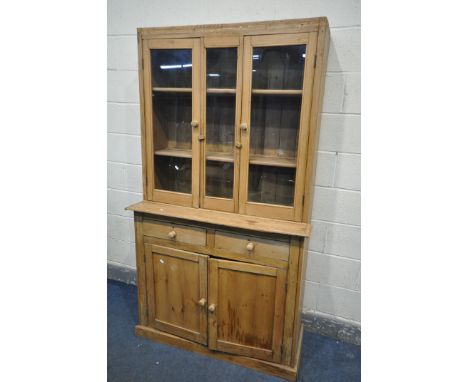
[191,120,199,128]
[198,135,206,141]
[168,230,177,239]
[240,123,248,131]
[246,242,255,252]
[235,142,242,149]
[198,298,207,307]
[208,303,216,312]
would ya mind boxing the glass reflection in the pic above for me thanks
[151,49,192,88]
[252,45,306,89]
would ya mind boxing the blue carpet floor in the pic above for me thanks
[108,279,360,381]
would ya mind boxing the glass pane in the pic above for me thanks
[155,156,191,193]
[151,49,192,88]
[206,94,235,154]
[250,95,301,158]
[252,45,306,89]
[206,161,234,198]
[153,93,192,151]
[248,165,295,206]
[206,48,237,88]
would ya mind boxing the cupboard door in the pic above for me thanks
[200,36,242,212]
[239,33,318,221]
[208,259,287,362]
[142,38,201,207]
[145,244,208,345]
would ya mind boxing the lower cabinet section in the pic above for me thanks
[144,243,287,363]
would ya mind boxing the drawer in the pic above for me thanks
[143,219,207,247]
[213,231,289,263]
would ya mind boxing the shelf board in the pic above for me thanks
[154,148,192,159]
[249,155,297,168]
[153,87,192,93]
[207,88,236,94]
[206,151,234,163]
[252,89,302,95]
[126,200,311,237]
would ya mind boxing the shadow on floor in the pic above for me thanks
[108,280,360,381]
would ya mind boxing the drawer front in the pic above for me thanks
[213,231,289,262]
[143,219,207,247]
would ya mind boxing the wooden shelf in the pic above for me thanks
[207,88,236,94]
[249,155,297,168]
[206,151,234,163]
[126,200,311,237]
[252,89,302,95]
[154,148,192,159]
[153,87,192,93]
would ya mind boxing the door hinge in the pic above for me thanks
[302,195,305,206]
[313,54,317,68]
[285,282,288,293]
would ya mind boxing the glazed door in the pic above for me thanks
[200,36,243,212]
[208,259,287,362]
[239,33,318,221]
[142,38,201,207]
[145,244,208,345]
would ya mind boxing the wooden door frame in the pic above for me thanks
[141,38,201,208]
[238,32,318,221]
[208,258,287,362]
[145,244,208,345]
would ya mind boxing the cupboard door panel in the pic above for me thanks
[145,244,208,345]
[200,40,242,213]
[208,259,286,362]
[239,33,318,220]
[143,38,201,207]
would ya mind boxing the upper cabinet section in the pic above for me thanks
[138,18,329,223]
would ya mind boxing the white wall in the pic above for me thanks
[108,0,361,324]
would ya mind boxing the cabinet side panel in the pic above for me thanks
[293,32,318,221]
[291,238,308,363]
[135,214,148,325]
[302,19,330,222]
[281,237,300,365]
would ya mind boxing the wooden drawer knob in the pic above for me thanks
[198,298,207,307]
[191,120,199,128]
[208,303,216,312]
[246,242,255,252]
[240,123,248,131]
[168,230,177,239]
